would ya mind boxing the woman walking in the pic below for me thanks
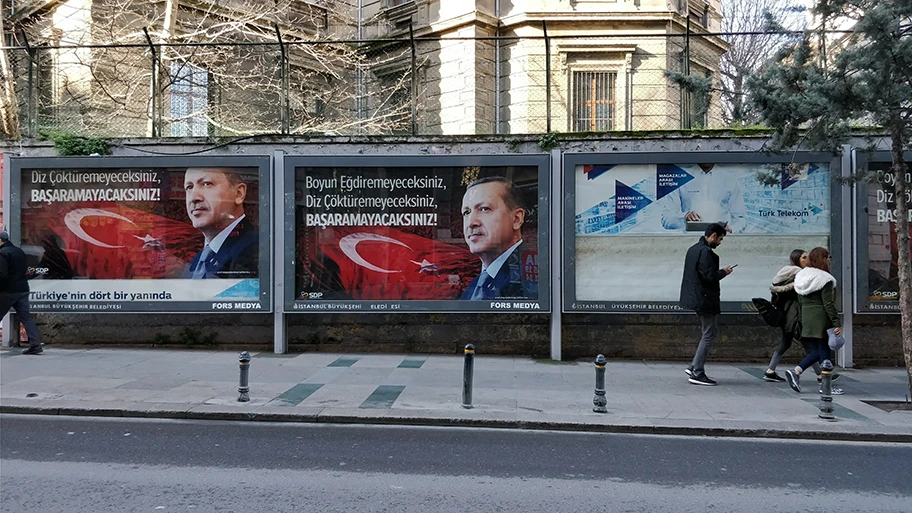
[786,247,844,395]
[763,249,806,382]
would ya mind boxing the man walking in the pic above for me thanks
[0,231,43,354]
[680,223,733,385]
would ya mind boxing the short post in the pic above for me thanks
[462,344,474,409]
[593,354,607,413]
[238,351,251,402]
[818,359,835,420]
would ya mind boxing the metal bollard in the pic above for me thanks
[818,359,835,420]
[593,354,607,413]
[238,351,251,402]
[462,344,474,409]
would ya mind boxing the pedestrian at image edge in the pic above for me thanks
[679,223,734,386]
[0,231,43,354]
[786,247,844,395]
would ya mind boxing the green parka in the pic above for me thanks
[794,267,841,339]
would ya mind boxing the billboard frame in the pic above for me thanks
[562,151,844,314]
[284,154,552,313]
[854,150,912,314]
[8,155,273,313]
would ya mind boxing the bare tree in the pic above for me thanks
[719,0,806,126]
[0,13,21,139]
[3,0,413,138]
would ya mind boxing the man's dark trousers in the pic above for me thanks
[0,292,42,349]
[692,312,718,374]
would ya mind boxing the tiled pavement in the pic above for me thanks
[1,347,910,441]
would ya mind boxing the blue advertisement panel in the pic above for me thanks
[565,153,840,313]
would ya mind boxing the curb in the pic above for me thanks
[3,404,911,444]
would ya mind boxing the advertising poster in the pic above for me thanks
[10,156,271,312]
[565,154,835,312]
[858,159,912,313]
[287,155,550,312]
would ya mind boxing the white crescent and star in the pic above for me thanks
[64,208,157,249]
[339,233,439,274]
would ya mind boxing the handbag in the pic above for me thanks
[751,297,784,327]
[827,328,845,350]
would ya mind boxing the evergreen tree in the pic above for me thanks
[749,0,912,395]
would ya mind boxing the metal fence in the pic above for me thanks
[4,31,755,139]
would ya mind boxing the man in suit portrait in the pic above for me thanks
[460,176,536,300]
[182,167,258,279]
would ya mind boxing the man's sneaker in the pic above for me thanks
[764,371,786,382]
[820,386,845,395]
[22,346,43,355]
[688,373,717,386]
[684,367,694,378]
[817,373,841,384]
[785,370,801,393]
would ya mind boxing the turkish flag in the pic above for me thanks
[299,226,478,300]
[23,202,200,279]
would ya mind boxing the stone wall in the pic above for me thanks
[31,311,904,367]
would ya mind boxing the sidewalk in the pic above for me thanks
[1,347,910,442]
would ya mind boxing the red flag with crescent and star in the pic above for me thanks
[298,226,479,300]
[23,203,200,279]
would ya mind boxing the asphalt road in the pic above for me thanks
[1,415,910,512]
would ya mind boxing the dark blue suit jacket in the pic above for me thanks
[460,243,536,300]
[184,219,259,279]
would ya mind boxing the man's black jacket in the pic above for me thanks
[679,236,727,314]
[0,241,31,294]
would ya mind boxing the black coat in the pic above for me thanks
[771,279,800,336]
[679,236,727,314]
[0,241,31,294]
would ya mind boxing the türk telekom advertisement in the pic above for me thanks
[286,155,550,312]
[563,152,840,313]
[8,156,272,312]
[856,155,912,313]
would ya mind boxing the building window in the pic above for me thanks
[572,71,616,132]
[376,70,411,134]
[169,62,208,137]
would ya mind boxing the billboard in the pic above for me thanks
[286,155,550,312]
[856,153,912,313]
[564,153,840,313]
[8,156,272,312]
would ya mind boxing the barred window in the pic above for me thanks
[572,71,616,132]
[170,62,209,137]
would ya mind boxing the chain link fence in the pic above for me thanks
[4,32,751,139]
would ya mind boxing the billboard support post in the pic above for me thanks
[273,150,287,354]
[2,152,11,348]
[840,146,854,368]
[550,148,562,360]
